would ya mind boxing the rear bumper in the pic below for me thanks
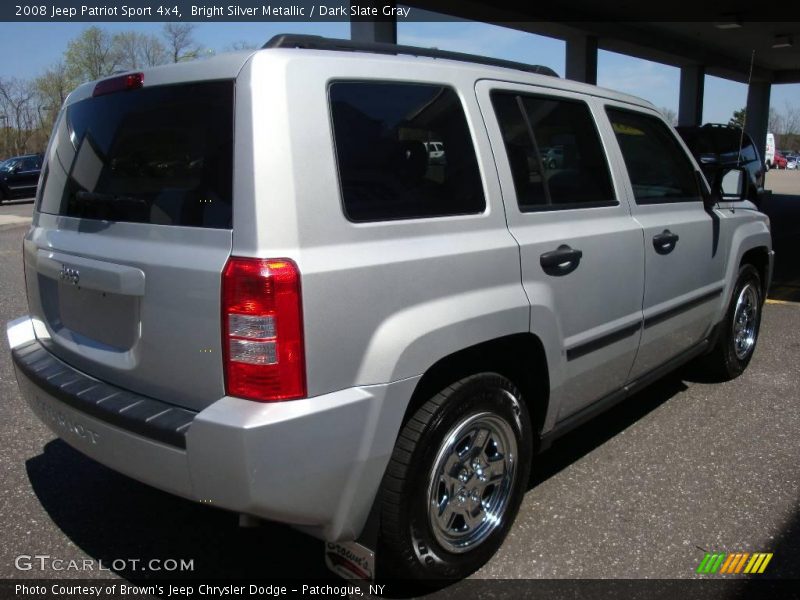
[7,316,417,541]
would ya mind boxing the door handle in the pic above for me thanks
[540,244,583,276]
[653,230,679,255]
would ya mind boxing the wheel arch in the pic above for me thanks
[400,333,550,448]
[740,245,770,299]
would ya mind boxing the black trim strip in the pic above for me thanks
[644,287,723,328]
[540,331,715,452]
[566,322,642,361]
[12,341,196,448]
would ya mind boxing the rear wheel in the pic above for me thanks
[378,373,532,581]
[702,264,763,380]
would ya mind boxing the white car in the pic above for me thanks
[425,141,445,164]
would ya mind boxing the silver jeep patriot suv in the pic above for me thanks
[6,35,773,581]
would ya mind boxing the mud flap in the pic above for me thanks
[324,541,375,581]
[325,494,380,582]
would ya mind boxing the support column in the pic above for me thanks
[678,65,705,127]
[565,35,598,85]
[350,1,397,44]
[745,80,771,155]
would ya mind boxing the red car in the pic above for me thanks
[774,150,788,169]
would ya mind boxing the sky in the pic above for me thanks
[1,19,798,125]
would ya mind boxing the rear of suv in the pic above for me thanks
[7,36,772,582]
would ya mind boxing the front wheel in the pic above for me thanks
[702,264,763,380]
[378,373,532,581]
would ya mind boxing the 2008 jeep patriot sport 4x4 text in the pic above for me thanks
[6,35,772,581]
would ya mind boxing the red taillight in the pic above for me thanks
[222,257,306,402]
[93,72,144,97]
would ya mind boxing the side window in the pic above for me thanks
[606,108,702,204]
[329,82,485,222]
[738,137,758,163]
[21,157,39,171]
[491,91,616,211]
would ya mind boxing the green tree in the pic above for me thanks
[729,108,746,128]
[64,26,121,82]
[33,61,73,133]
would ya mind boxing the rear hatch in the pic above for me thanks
[24,76,235,412]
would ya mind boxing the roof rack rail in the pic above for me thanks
[263,34,559,78]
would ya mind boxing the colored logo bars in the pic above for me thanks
[696,552,773,575]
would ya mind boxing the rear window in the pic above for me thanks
[329,81,486,222]
[38,81,233,229]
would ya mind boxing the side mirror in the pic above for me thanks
[10,164,21,174]
[706,164,749,204]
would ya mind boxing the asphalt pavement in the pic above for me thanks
[0,198,798,590]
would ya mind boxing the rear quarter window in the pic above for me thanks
[329,81,486,222]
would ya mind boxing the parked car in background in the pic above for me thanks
[787,155,798,170]
[0,153,43,203]
[773,150,788,169]
[676,123,766,205]
[424,141,446,165]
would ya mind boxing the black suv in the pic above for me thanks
[0,153,43,203]
[676,124,766,206]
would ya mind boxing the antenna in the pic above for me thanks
[737,49,756,165]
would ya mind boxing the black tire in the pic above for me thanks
[702,264,763,380]
[378,373,532,582]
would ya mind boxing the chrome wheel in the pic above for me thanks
[427,411,517,554]
[732,282,759,360]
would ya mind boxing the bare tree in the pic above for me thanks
[783,102,800,136]
[226,40,258,52]
[64,26,121,82]
[163,23,202,63]
[114,32,167,70]
[659,106,678,126]
[768,107,782,135]
[140,34,168,67]
[0,78,38,155]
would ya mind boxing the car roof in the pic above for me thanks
[67,46,656,113]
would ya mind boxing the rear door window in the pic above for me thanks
[38,80,234,229]
[329,81,485,222]
[491,91,616,211]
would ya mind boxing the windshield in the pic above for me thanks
[38,80,234,229]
